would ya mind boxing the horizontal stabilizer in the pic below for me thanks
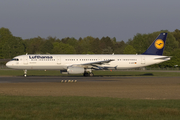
[154,56,171,60]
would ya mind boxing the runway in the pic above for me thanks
[0,76,151,83]
[1,76,180,83]
[0,76,180,99]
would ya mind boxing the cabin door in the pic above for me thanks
[57,56,61,64]
[23,55,28,64]
[141,56,145,65]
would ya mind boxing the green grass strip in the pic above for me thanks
[0,95,180,120]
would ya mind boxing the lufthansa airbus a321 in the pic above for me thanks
[6,33,171,77]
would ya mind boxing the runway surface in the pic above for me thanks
[0,76,180,99]
[0,76,158,83]
[1,76,180,83]
[0,76,129,83]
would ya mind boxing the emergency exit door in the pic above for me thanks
[57,56,61,64]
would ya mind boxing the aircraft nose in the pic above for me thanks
[6,61,11,68]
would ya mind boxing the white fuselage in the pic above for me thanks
[6,54,170,70]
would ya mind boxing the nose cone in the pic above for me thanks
[6,61,11,68]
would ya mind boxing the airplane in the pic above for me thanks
[6,33,171,77]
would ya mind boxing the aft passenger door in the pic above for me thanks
[141,56,145,65]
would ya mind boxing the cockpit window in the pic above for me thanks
[12,58,19,61]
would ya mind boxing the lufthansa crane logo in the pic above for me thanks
[154,39,164,49]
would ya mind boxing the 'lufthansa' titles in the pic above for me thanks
[29,55,53,59]
[154,39,164,49]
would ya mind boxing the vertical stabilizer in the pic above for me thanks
[142,33,167,55]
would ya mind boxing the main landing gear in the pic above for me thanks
[83,72,94,77]
[24,70,27,77]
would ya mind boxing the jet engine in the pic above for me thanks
[67,67,84,74]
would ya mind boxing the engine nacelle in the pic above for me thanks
[67,67,84,74]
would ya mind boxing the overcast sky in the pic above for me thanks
[0,0,179,42]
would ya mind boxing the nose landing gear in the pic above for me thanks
[24,70,27,77]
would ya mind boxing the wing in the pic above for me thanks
[71,59,115,69]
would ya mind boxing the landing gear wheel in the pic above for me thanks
[83,72,94,77]
[89,73,94,77]
[83,72,89,77]
[24,70,27,77]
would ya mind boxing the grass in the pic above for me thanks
[0,95,180,120]
[0,69,180,77]
[0,70,180,119]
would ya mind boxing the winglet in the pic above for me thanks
[142,33,167,55]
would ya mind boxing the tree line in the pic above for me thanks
[0,27,180,68]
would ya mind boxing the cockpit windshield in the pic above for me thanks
[11,58,19,61]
